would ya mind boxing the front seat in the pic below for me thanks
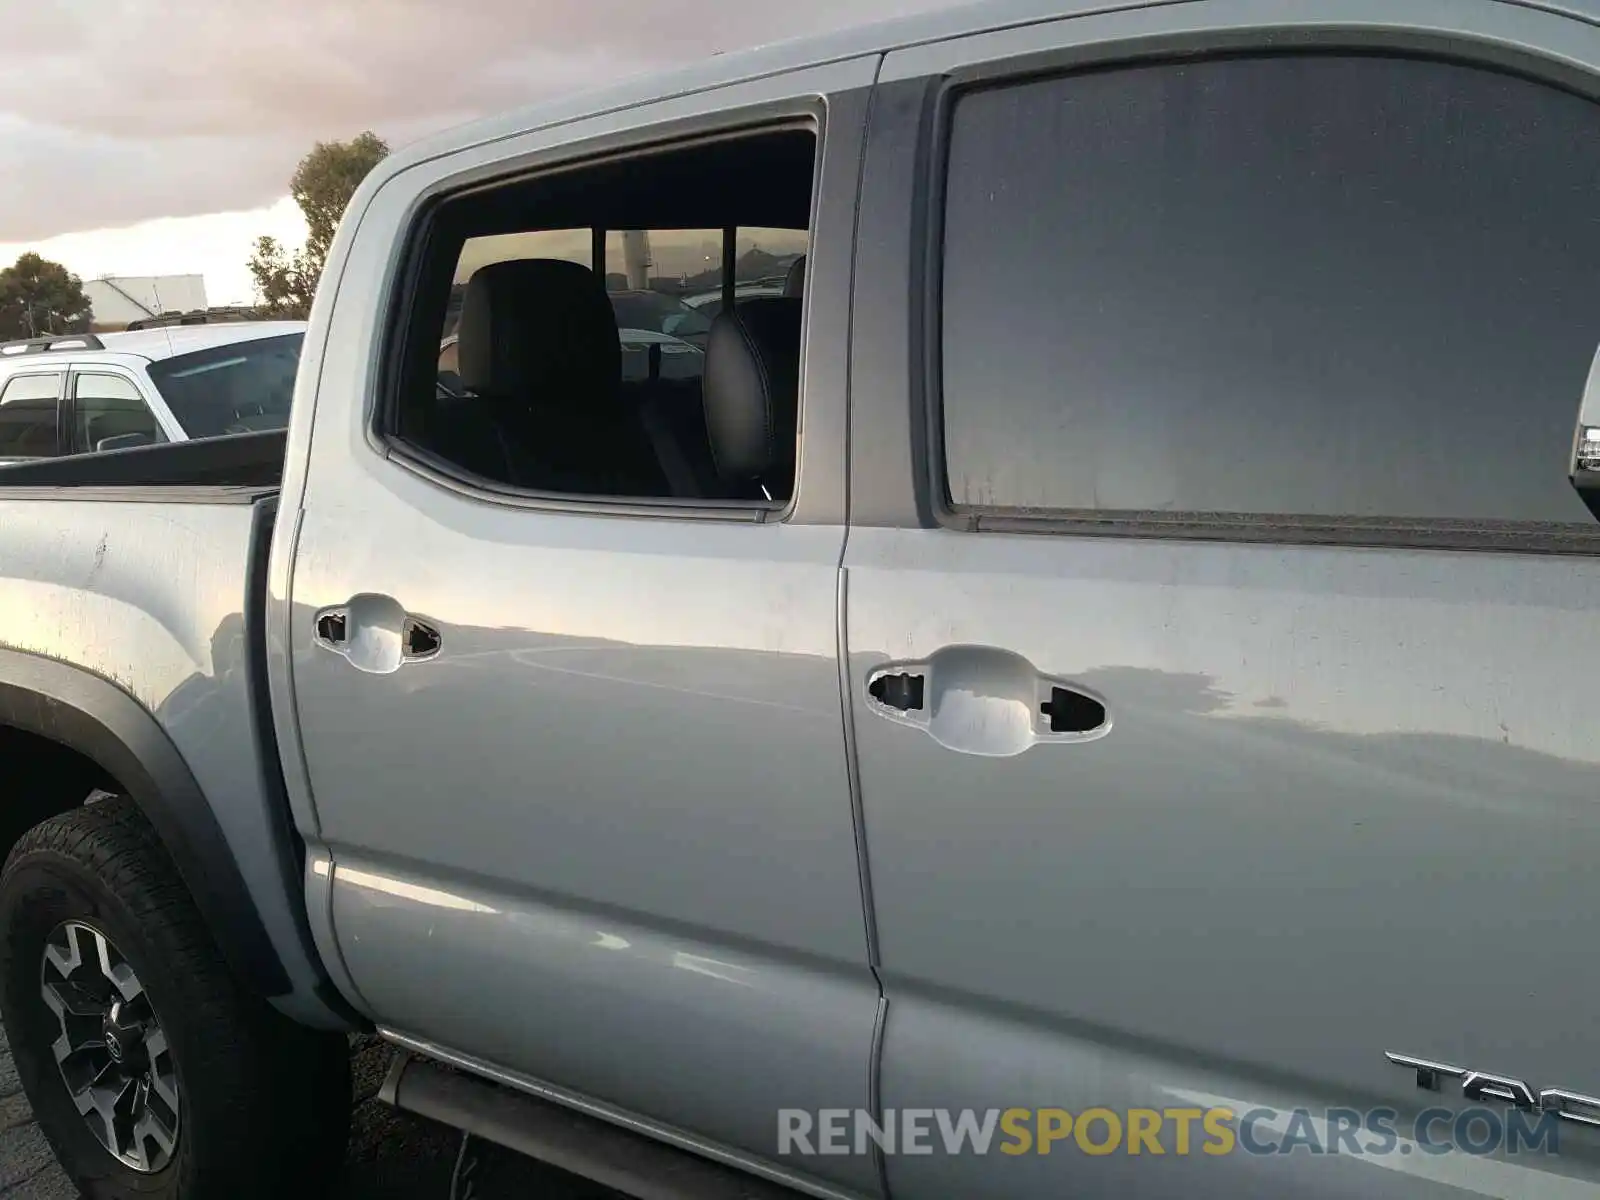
[455,258,666,496]
[702,297,802,502]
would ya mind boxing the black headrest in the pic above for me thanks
[783,254,807,298]
[703,298,801,493]
[457,258,621,400]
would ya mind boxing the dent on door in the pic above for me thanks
[865,645,1110,757]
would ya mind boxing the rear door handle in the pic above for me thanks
[313,593,441,675]
[865,646,1109,758]
[868,671,925,712]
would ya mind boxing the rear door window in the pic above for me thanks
[72,373,168,453]
[939,55,1600,526]
[0,373,63,459]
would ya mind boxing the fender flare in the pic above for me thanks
[0,646,291,997]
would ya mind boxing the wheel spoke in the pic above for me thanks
[105,963,142,1004]
[56,1040,112,1091]
[82,1075,134,1162]
[43,980,107,1075]
[134,1104,177,1162]
[89,928,114,984]
[90,929,143,1004]
[120,991,154,1025]
[49,1021,105,1068]
[41,979,104,1021]
[143,1029,179,1112]
[109,1074,144,1167]
[41,925,85,982]
[70,1060,123,1114]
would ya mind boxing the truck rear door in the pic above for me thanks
[845,4,1600,1197]
[276,57,882,1199]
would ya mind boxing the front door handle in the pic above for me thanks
[313,593,441,675]
[865,646,1110,758]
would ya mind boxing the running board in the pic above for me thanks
[379,1053,802,1200]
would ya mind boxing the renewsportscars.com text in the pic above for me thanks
[777,1106,1562,1158]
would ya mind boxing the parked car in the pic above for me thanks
[681,272,800,320]
[5,2,1600,1198]
[0,323,305,461]
[607,289,714,350]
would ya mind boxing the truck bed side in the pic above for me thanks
[0,475,352,1030]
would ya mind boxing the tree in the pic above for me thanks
[248,131,390,318]
[246,236,317,319]
[0,253,94,341]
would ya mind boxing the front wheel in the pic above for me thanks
[0,798,350,1199]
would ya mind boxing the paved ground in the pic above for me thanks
[0,1032,621,1199]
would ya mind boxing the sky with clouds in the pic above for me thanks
[0,0,952,304]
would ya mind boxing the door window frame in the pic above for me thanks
[0,369,67,459]
[850,0,1600,554]
[65,367,180,454]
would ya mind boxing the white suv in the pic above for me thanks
[0,322,306,462]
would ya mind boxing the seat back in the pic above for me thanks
[701,297,802,502]
[456,258,666,495]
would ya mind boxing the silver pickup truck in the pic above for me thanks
[7,1,1600,1197]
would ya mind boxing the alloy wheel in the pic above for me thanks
[39,920,179,1173]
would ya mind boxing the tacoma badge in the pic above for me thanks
[1386,1051,1600,1128]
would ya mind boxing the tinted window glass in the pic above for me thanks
[600,228,806,382]
[669,227,808,320]
[446,229,593,340]
[146,334,302,438]
[602,228,719,385]
[0,373,61,458]
[397,126,817,503]
[74,373,167,452]
[940,56,1600,523]
[609,291,713,340]
[440,230,592,392]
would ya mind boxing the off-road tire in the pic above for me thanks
[0,797,351,1199]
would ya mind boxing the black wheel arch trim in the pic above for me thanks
[0,645,293,997]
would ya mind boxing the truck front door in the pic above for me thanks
[846,6,1600,1197]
